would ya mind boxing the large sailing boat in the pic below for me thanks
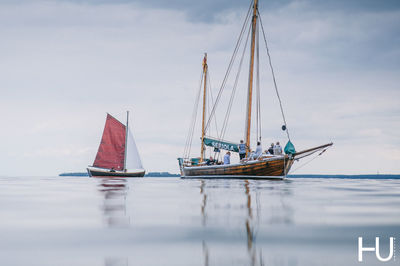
[179,0,332,179]
[87,112,145,177]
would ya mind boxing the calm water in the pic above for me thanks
[0,176,399,266]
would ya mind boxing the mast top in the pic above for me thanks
[253,0,259,11]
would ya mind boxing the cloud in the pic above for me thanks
[0,0,399,175]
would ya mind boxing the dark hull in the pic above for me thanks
[87,168,145,178]
[182,156,294,178]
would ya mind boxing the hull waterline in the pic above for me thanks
[181,155,294,179]
[87,167,145,178]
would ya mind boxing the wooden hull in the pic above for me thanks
[181,155,293,179]
[87,167,145,178]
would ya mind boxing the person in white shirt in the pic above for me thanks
[223,151,231,165]
[273,141,282,155]
[255,141,262,159]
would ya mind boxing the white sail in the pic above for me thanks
[125,127,143,170]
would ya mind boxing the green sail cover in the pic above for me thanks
[284,140,296,155]
[203,137,239,152]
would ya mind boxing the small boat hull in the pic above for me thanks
[87,167,145,178]
[181,155,293,179]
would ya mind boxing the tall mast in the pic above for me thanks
[245,0,258,156]
[124,110,129,171]
[200,53,208,163]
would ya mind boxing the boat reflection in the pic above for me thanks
[199,179,293,266]
[244,180,263,266]
[200,180,209,266]
[97,178,130,228]
[200,180,208,226]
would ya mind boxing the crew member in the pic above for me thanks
[268,143,274,155]
[238,140,246,160]
[223,151,231,165]
[274,141,283,155]
[255,141,262,159]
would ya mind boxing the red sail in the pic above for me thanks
[93,114,126,170]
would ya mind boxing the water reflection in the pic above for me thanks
[245,181,255,264]
[202,240,209,266]
[98,178,130,266]
[200,180,209,266]
[244,180,265,266]
[97,178,130,228]
[199,179,296,266]
[200,180,208,226]
[2,176,396,266]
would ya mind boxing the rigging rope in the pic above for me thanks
[206,70,211,134]
[183,70,204,159]
[206,69,222,161]
[206,70,220,141]
[187,0,294,161]
[290,148,329,173]
[220,20,252,141]
[258,12,291,141]
[204,1,253,132]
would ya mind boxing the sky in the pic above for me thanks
[0,0,399,176]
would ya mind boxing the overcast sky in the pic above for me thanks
[0,0,399,176]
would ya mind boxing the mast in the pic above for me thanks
[200,53,208,163]
[124,110,129,171]
[245,0,258,156]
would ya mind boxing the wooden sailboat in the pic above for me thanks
[178,0,332,179]
[87,112,145,177]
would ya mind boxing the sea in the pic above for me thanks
[0,175,399,266]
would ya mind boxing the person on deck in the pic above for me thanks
[238,140,246,160]
[274,141,283,155]
[247,149,254,160]
[255,141,262,159]
[249,148,258,160]
[268,143,274,155]
[206,156,215,165]
[223,151,231,165]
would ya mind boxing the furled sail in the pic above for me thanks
[93,114,126,170]
[125,127,143,170]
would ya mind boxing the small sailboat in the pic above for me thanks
[178,0,332,179]
[87,112,145,177]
